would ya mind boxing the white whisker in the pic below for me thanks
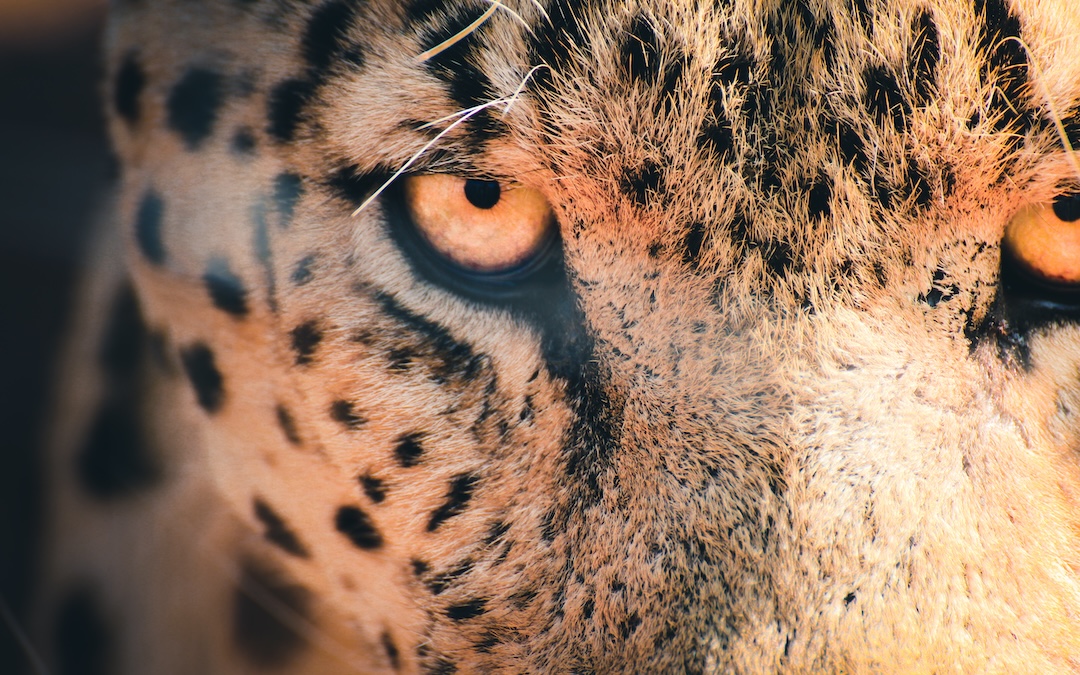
[1003,36,1080,181]
[416,2,501,63]
[353,102,501,217]
[362,65,545,218]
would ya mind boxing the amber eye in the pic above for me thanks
[1002,193,1080,288]
[399,174,555,274]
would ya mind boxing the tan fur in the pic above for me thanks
[38,0,1080,672]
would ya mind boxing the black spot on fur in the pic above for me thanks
[620,613,642,638]
[762,240,795,278]
[254,498,309,558]
[527,0,591,77]
[421,6,501,140]
[180,343,224,413]
[166,67,224,149]
[484,520,510,545]
[273,173,305,228]
[99,283,143,379]
[446,598,487,621]
[682,222,707,269]
[330,399,366,429]
[233,559,310,667]
[301,1,359,73]
[427,473,479,531]
[622,14,663,83]
[851,0,872,33]
[231,128,257,154]
[426,558,474,595]
[620,161,664,206]
[903,159,935,207]
[425,656,458,675]
[135,190,166,265]
[253,200,278,312]
[582,597,595,619]
[974,0,1033,135]
[920,269,959,308]
[863,65,909,131]
[203,257,249,317]
[291,254,316,285]
[908,10,940,105]
[1064,116,1080,151]
[394,432,425,467]
[290,320,322,366]
[714,49,755,87]
[335,505,383,549]
[326,164,387,205]
[411,559,430,577]
[807,173,833,220]
[375,292,484,383]
[113,52,145,125]
[53,585,111,675]
[360,474,386,504]
[403,0,444,23]
[76,398,160,500]
[382,631,401,670]
[832,119,868,173]
[476,631,501,653]
[267,77,318,142]
[276,404,302,445]
[698,116,734,161]
[872,175,894,208]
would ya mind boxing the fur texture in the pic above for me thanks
[38,0,1080,672]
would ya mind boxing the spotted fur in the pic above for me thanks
[37,0,1080,672]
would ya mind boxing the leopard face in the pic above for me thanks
[40,0,1080,672]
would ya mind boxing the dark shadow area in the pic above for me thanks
[0,16,111,673]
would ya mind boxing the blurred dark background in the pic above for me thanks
[0,1,111,670]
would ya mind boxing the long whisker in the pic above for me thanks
[352,101,505,217]
[1004,36,1080,181]
[355,61,544,218]
[416,1,501,63]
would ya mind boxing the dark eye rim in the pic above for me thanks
[381,176,566,304]
[1000,239,1080,312]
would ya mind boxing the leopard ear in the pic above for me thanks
[1002,193,1080,288]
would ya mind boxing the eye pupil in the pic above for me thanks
[464,179,501,209]
[1051,192,1080,222]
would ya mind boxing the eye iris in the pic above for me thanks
[1052,193,1080,223]
[464,179,501,209]
[1003,202,1080,286]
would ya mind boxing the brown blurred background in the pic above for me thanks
[1,0,111,671]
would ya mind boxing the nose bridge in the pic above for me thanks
[562,205,797,452]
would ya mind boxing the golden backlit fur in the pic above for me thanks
[37,0,1080,672]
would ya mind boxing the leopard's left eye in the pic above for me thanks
[399,174,556,274]
[1002,193,1080,293]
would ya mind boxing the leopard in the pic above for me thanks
[31,0,1080,672]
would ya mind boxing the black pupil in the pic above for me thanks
[1052,192,1080,222]
[464,179,501,209]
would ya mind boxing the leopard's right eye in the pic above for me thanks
[383,174,565,303]
[997,191,1080,311]
[1002,194,1080,301]
[399,174,556,274]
